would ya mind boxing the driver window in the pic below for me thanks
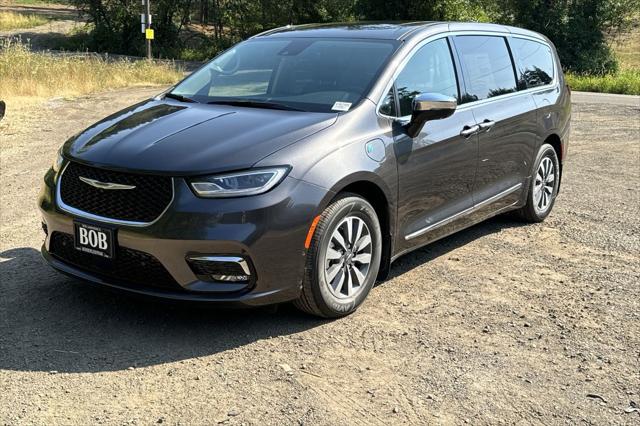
[395,38,459,117]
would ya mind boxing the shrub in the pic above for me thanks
[565,69,640,95]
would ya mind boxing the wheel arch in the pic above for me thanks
[544,133,563,162]
[543,133,563,190]
[320,174,395,281]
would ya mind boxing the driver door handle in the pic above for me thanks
[478,119,496,131]
[460,124,480,138]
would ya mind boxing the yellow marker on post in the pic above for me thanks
[145,29,154,40]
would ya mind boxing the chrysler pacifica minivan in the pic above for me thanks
[39,22,571,317]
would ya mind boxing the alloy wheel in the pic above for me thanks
[534,156,555,214]
[323,216,372,299]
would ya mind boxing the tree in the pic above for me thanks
[70,0,639,71]
[494,0,640,74]
[355,0,491,21]
[71,0,193,57]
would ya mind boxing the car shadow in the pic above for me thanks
[2,31,91,51]
[0,246,327,374]
[0,215,525,374]
[383,215,527,282]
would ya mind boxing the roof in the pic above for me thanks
[253,21,548,43]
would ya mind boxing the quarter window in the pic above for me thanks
[510,38,554,89]
[395,38,459,117]
[454,36,517,101]
[379,87,397,116]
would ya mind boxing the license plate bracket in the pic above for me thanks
[73,221,115,259]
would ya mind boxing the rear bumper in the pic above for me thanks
[38,165,330,306]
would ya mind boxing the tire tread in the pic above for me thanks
[294,193,374,318]
[514,143,560,223]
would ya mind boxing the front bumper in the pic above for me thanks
[38,166,330,306]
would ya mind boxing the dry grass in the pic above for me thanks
[0,40,183,99]
[7,1,69,5]
[613,25,640,70]
[0,11,47,31]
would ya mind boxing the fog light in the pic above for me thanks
[211,274,249,282]
[187,255,254,284]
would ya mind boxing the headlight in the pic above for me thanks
[52,148,64,172]
[189,167,289,198]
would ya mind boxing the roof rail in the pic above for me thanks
[251,24,302,39]
[395,21,437,40]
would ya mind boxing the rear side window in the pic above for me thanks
[395,38,459,117]
[454,36,517,101]
[510,38,555,89]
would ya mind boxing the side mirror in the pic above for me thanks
[405,93,457,138]
[0,101,5,121]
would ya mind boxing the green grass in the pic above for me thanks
[178,47,218,62]
[565,69,640,95]
[0,11,48,31]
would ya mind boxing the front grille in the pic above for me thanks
[59,162,172,223]
[49,232,183,291]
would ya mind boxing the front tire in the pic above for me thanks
[294,193,382,318]
[516,143,560,222]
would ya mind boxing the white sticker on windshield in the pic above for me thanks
[331,101,352,112]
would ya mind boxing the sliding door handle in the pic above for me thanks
[478,119,496,131]
[460,124,480,138]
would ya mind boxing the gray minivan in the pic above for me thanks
[39,22,571,317]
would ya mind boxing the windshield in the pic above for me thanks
[170,38,398,113]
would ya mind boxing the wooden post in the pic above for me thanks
[145,0,151,59]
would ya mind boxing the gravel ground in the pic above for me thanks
[0,89,639,425]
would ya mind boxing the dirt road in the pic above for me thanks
[1,89,639,425]
[0,3,82,49]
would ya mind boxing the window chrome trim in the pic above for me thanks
[375,29,559,120]
[55,161,176,228]
[405,183,523,240]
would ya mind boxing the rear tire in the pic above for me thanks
[294,193,382,318]
[515,143,560,222]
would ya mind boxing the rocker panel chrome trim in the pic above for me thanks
[405,183,523,241]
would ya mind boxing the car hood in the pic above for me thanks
[63,99,337,175]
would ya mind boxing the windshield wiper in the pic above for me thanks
[165,92,198,103]
[207,100,304,112]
